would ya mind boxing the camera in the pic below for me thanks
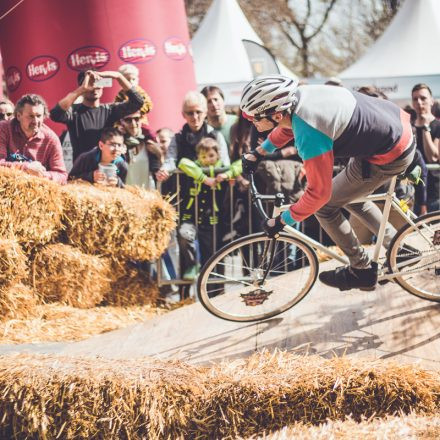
[94,77,113,88]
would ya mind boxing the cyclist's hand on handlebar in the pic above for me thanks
[242,150,263,175]
[263,215,285,238]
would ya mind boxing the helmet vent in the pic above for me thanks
[248,90,262,101]
[271,92,289,102]
[248,100,265,112]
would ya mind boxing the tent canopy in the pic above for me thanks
[339,0,440,100]
[191,0,297,105]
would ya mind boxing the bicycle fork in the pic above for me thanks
[257,238,278,286]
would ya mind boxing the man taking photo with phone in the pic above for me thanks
[50,70,144,161]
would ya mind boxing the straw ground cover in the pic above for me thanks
[0,352,439,439]
[0,303,165,344]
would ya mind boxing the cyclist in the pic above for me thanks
[240,75,415,291]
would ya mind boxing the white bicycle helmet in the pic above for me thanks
[240,75,299,118]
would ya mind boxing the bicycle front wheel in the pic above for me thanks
[387,211,440,301]
[197,233,319,322]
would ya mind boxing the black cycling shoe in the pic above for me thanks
[319,264,378,291]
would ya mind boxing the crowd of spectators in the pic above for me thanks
[0,69,439,300]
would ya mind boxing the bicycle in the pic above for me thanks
[197,171,440,322]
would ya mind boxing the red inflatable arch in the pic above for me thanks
[0,0,197,133]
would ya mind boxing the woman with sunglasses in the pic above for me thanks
[118,111,161,189]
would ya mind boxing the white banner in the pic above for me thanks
[339,75,440,102]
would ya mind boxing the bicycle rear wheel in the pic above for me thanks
[197,233,319,322]
[387,211,440,301]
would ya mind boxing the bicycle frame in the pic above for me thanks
[251,174,426,282]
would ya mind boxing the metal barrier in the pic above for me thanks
[155,169,313,290]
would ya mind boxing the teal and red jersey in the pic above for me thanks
[261,85,412,225]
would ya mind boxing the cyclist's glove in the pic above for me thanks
[242,149,264,175]
[263,215,285,238]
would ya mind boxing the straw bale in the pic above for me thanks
[0,283,38,320]
[0,239,28,286]
[31,243,111,308]
[0,167,63,247]
[61,182,176,261]
[0,352,439,439]
[104,259,159,306]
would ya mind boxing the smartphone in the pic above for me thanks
[94,77,113,88]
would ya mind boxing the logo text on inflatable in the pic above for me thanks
[119,39,156,64]
[163,37,187,60]
[6,66,22,92]
[26,55,60,81]
[67,46,110,71]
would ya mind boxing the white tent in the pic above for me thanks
[340,0,440,101]
[191,0,297,105]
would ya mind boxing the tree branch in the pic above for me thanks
[308,0,338,40]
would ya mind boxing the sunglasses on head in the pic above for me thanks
[123,116,141,123]
[0,112,13,120]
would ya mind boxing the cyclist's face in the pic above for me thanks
[253,117,275,132]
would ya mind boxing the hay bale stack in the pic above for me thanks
[61,182,176,261]
[31,243,111,308]
[0,239,28,286]
[0,353,439,440]
[104,260,159,306]
[0,283,38,320]
[0,167,63,247]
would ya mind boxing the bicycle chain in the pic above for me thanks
[382,248,440,276]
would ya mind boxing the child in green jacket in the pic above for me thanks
[177,136,241,280]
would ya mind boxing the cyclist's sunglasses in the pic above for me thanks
[243,112,274,122]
